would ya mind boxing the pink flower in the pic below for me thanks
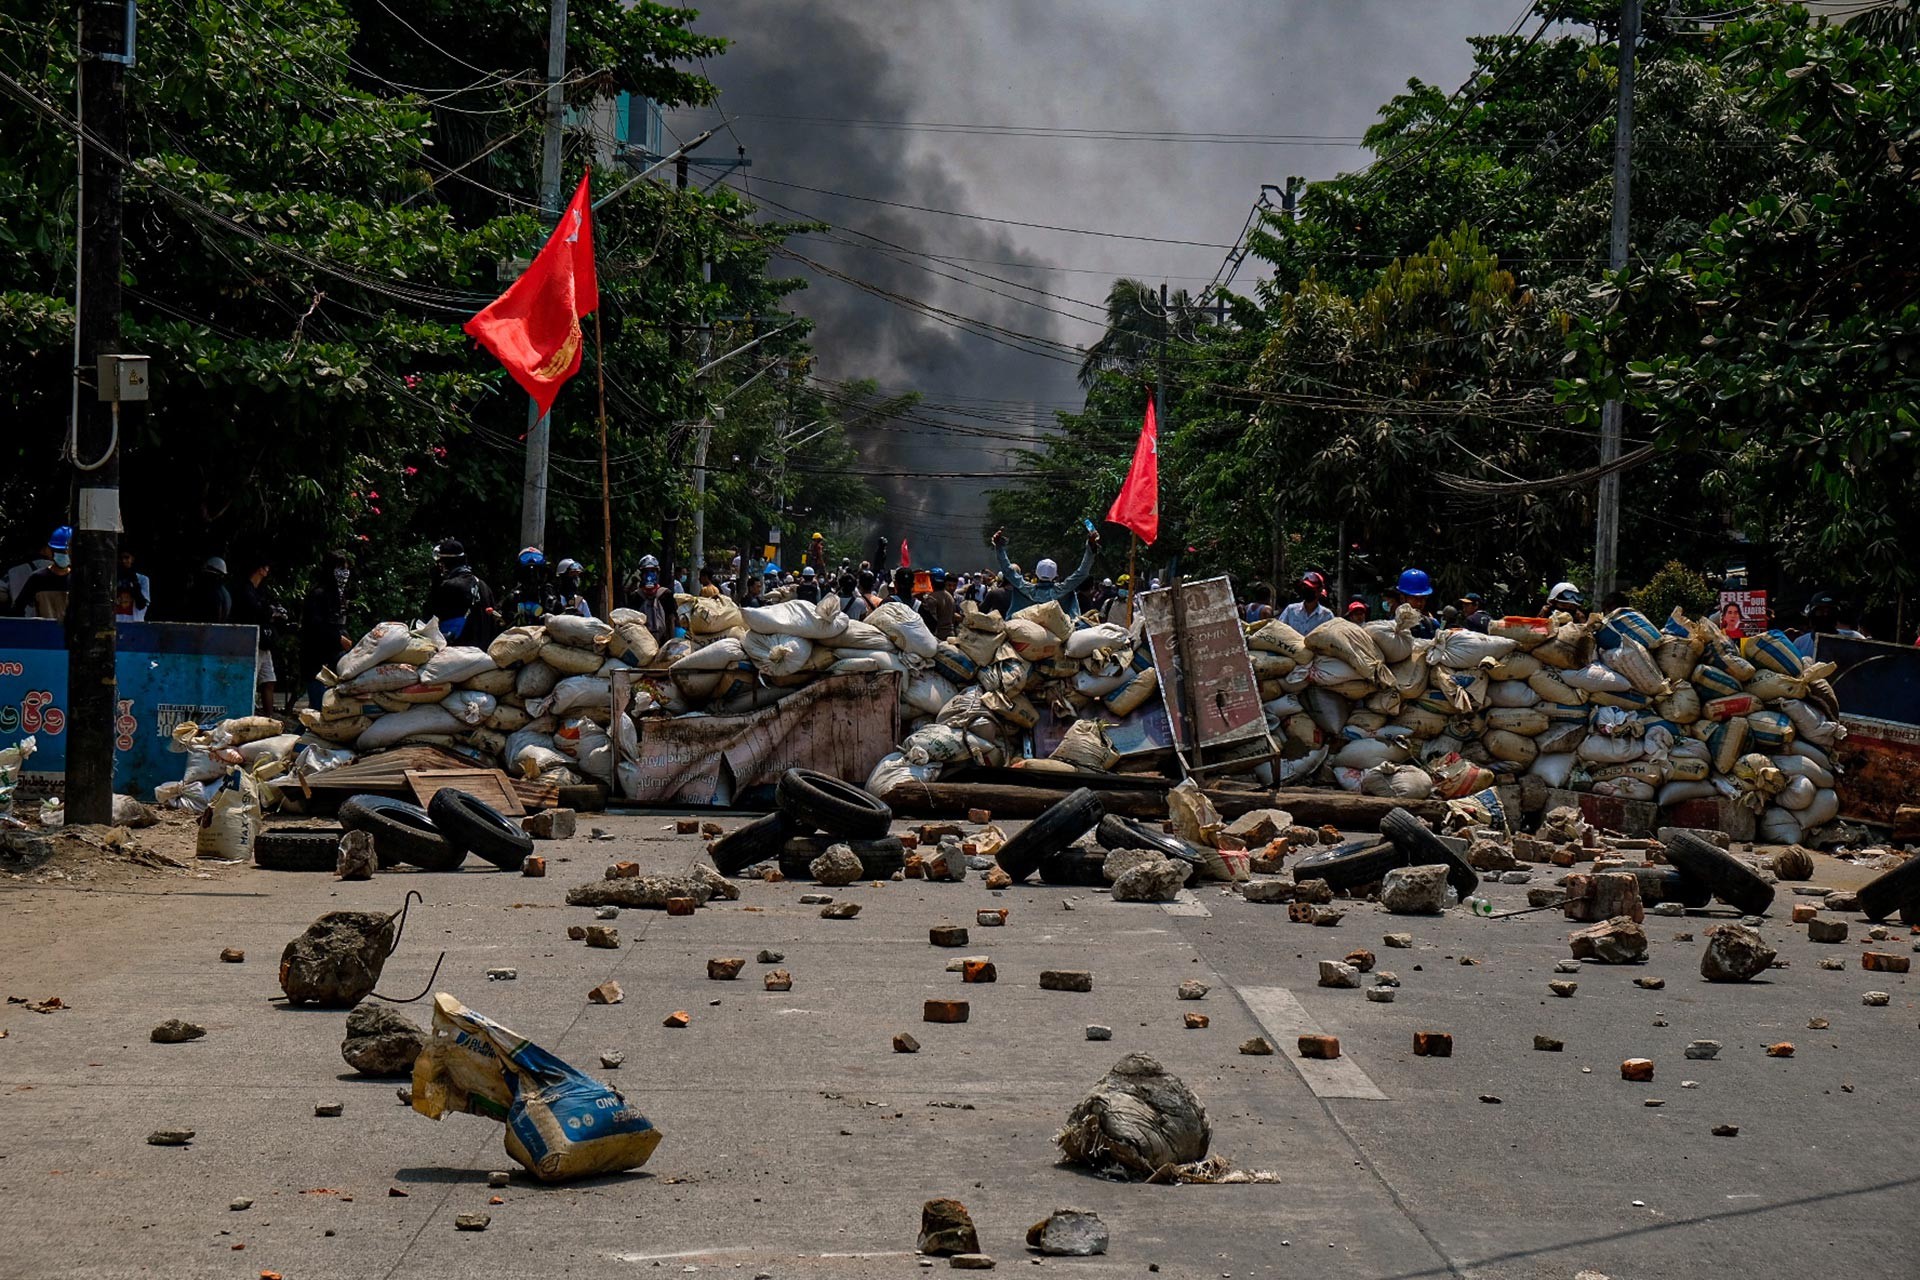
[370,507,382,516]
[404,466,418,477]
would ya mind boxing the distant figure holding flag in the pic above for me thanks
[1104,395,1160,622]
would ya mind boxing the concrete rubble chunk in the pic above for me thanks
[1183,1012,1209,1029]
[314,1101,344,1117]
[587,981,624,1005]
[949,1255,996,1270]
[976,909,1008,927]
[600,1050,625,1069]
[1366,987,1396,1003]
[1561,871,1644,923]
[1292,878,1335,905]
[1554,959,1582,974]
[1534,1035,1564,1052]
[756,949,784,963]
[1318,960,1362,989]
[764,969,793,992]
[1041,969,1093,992]
[1111,858,1187,903]
[1549,980,1578,997]
[1383,932,1414,949]
[1346,949,1376,973]
[925,837,969,882]
[582,925,620,949]
[894,1032,921,1052]
[1700,924,1776,982]
[1862,990,1891,1007]
[1055,1053,1210,1179]
[1085,1025,1113,1041]
[1569,916,1648,965]
[278,910,397,1007]
[1684,1039,1721,1060]
[486,968,516,981]
[1027,1208,1110,1257]
[1176,980,1210,1000]
[821,902,862,919]
[150,1019,205,1044]
[707,957,746,980]
[810,843,865,887]
[522,807,576,840]
[1806,918,1849,944]
[1240,879,1295,904]
[918,1198,980,1256]
[336,829,376,880]
[1102,847,1168,884]
[1380,865,1451,915]
[689,861,740,901]
[341,1003,426,1076]
[454,1212,490,1231]
[566,875,713,910]
[799,893,832,905]
[1239,1036,1274,1055]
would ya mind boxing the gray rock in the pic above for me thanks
[1102,847,1168,884]
[1554,959,1582,974]
[1027,1208,1109,1257]
[594,906,620,920]
[1085,1025,1113,1041]
[1863,990,1891,1007]
[799,893,833,905]
[757,949,785,964]
[918,1198,980,1256]
[600,1050,625,1069]
[1365,987,1396,1003]
[150,1018,205,1044]
[340,1003,426,1077]
[688,861,741,901]
[1700,924,1776,982]
[278,911,397,1007]
[1652,901,1686,917]
[1824,890,1861,912]
[1380,864,1451,915]
[1498,870,1533,884]
[1111,857,1187,903]
[230,1198,252,1211]
[314,1101,344,1117]
[1806,917,1849,944]
[1240,878,1294,904]
[1569,916,1649,964]
[810,843,865,887]
[335,829,377,880]
[454,1212,490,1231]
[1383,932,1414,948]
[1317,960,1362,989]
[1176,980,1210,1001]
[924,837,969,882]
[488,1171,511,1187]
[565,875,713,909]
[1684,1040,1721,1060]
[1292,878,1335,905]
[1528,886,1563,908]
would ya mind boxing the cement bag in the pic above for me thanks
[1347,709,1390,734]
[1013,599,1075,644]
[1527,669,1584,705]
[539,675,614,718]
[1528,752,1577,788]
[1743,630,1804,677]
[1035,652,1083,682]
[1074,666,1128,697]
[1655,635,1703,683]
[1744,670,1806,703]
[234,732,301,767]
[1775,753,1834,789]
[1775,774,1817,811]
[1486,706,1549,736]
[1488,649,1542,681]
[488,626,545,668]
[951,624,1003,667]
[1667,752,1710,783]
[1578,733,1643,765]
[1362,688,1404,717]
[1586,687,1650,714]
[1532,620,1596,670]
[832,618,892,652]
[1488,680,1539,709]
[1659,779,1716,806]
[337,663,424,697]
[515,661,562,701]
[1389,654,1431,700]
[1309,656,1377,699]
[903,724,973,767]
[1781,699,1845,747]
[1301,685,1350,737]
[1656,683,1701,724]
[1704,693,1763,723]
[394,626,444,666]
[1591,777,1656,801]
[867,751,941,796]
[464,666,518,697]
[1393,705,1448,738]
[1303,618,1389,687]
[983,690,1041,730]
[412,994,660,1183]
[210,716,284,748]
[336,621,413,682]
[486,703,531,732]
[1249,646,1292,679]
[1431,667,1490,713]
[1363,606,1420,664]
[1699,620,1756,681]
[1368,762,1435,800]
[1689,663,1743,701]
[195,768,261,859]
[830,651,907,675]
[1332,766,1367,792]
[1429,754,1495,799]
[1065,622,1130,659]
[1002,617,1059,661]
[1535,721,1587,755]
[1490,616,1552,650]
[357,704,461,751]
[531,639,599,677]
[1597,608,1662,651]
[742,631,814,678]
[743,598,845,642]
[1428,629,1516,670]
[1706,717,1750,774]
[868,602,939,658]
[1798,787,1839,830]
[1757,806,1803,844]
[1051,719,1120,771]
[976,652,1033,696]
[1330,737,1407,770]
[682,594,739,637]
[1262,692,1303,720]
[419,646,496,685]
[1104,663,1158,716]
[1281,713,1324,751]
[1739,711,1793,755]
[441,691,497,726]
[1541,699,1589,724]
[1484,729,1539,767]
[1601,636,1670,696]
[1563,662,1631,695]
[1248,620,1310,663]
[605,611,661,668]
[299,710,370,744]
[390,681,456,705]
[932,642,978,685]
[903,670,958,718]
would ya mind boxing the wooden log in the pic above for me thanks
[878,781,1441,830]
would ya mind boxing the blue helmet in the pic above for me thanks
[930,566,947,581]
[1396,568,1433,597]
[48,525,73,552]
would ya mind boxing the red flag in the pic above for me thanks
[899,538,911,568]
[464,171,599,416]
[1106,398,1159,544]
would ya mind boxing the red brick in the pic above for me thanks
[1791,903,1818,924]
[961,960,997,984]
[662,1010,690,1028]
[665,897,696,916]
[1413,1031,1453,1058]
[923,999,970,1024]
[521,855,546,877]
[967,808,992,824]
[1766,1041,1795,1058]
[1297,1034,1341,1060]
[1621,1057,1654,1081]
[1183,1012,1210,1029]
[1863,951,1911,974]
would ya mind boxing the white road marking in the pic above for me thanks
[1236,985,1389,1100]
[1161,889,1212,917]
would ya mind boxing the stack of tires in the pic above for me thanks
[251,790,534,873]
[709,768,902,880]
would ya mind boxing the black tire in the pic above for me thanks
[1661,830,1775,915]
[1092,815,1206,878]
[1291,840,1406,891]
[709,811,796,876]
[1900,899,1920,928]
[1630,865,1713,909]
[776,768,893,839]
[777,835,907,880]
[427,789,534,871]
[995,788,1106,883]
[340,795,463,872]
[1379,808,1480,899]
[1859,855,1920,922]
[253,828,346,872]
[1039,847,1108,886]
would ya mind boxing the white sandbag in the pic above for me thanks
[902,670,959,717]
[1656,683,1701,724]
[834,617,894,651]
[605,610,661,667]
[1527,669,1585,705]
[741,631,814,678]
[742,598,847,641]
[1798,787,1839,829]
[1756,806,1802,844]
[486,703,531,732]
[504,727,554,765]
[552,717,608,761]
[464,666,517,697]
[1330,737,1407,770]
[515,661,562,701]
[388,680,455,705]
[861,601,936,658]
[868,750,940,796]
[1535,720,1588,756]
[1065,623,1131,659]
[1775,774,1816,811]
[1787,740,1834,772]
[1658,779,1717,806]
[1075,667,1129,697]
[671,636,748,672]
[1013,599,1075,643]
[1527,752,1577,788]
[419,646,497,684]
[1001,617,1059,661]
[336,621,413,682]
[1301,686,1349,737]
[1363,611,1417,664]
[1427,629,1517,670]
[488,626,545,668]
[1577,734,1644,765]
[539,639,606,676]
[1488,650,1542,681]
[831,651,908,675]
[336,663,423,697]
[1563,662,1632,694]
[441,690,497,726]
[357,704,461,750]
[1302,618,1389,687]
[536,675,614,718]
[1601,635,1671,696]
[976,652,1032,695]
[688,595,745,637]
[233,732,301,767]
[1488,680,1540,709]
[1248,620,1310,662]
[1781,698,1846,747]
[1484,729,1539,767]
[536,614,608,651]
[1485,706,1549,736]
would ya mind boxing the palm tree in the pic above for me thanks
[1077,278,1213,388]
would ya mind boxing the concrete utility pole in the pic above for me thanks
[519,0,568,551]
[1593,0,1640,600]
[66,0,138,826]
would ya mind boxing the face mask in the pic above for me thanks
[334,568,351,588]
[643,571,659,589]
[52,553,70,569]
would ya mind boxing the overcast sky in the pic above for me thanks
[666,1,1564,567]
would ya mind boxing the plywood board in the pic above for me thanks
[404,768,526,816]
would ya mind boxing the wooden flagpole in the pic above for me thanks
[593,311,615,618]
[1126,532,1137,626]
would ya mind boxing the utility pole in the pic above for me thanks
[519,0,568,551]
[1269,177,1299,597]
[66,0,137,826]
[1592,0,1639,600]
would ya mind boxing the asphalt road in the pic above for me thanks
[1,814,1915,1279]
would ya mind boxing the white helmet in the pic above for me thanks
[639,554,660,570]
[1547,580,1584,608]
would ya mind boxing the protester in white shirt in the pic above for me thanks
[1277,570,1335,635]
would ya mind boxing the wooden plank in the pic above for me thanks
[405,768,525,817]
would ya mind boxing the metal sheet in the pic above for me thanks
[1137,576,1268,755]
